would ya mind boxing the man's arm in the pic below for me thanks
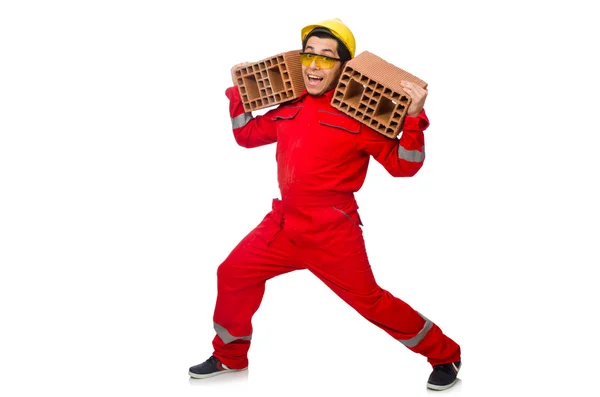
[358,110,428,177]
[225,86,279,148]
[357,81,429,177]
[226,62,285,148]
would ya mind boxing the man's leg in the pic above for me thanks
[211,203,301,369]
[305,210,460,366]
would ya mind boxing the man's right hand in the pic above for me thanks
[231,62,249,86]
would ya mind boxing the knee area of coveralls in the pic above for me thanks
[216,261,231,280]
[215,262,240,291]
[216,257,246,278]
[334,287,417,321]
[216,257,259,287]
[337,285,388,314]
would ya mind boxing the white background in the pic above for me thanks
[1,1,599,396]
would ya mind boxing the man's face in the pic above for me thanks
[302,36,343,96]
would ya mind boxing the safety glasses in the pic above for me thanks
[299,52,342,69]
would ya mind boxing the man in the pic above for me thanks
[189,18,462,391]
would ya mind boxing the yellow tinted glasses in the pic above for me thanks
[299,52,342,69]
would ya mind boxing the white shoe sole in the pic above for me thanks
[427,378,457,391]
[189,367,248,379]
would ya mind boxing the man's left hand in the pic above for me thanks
[400,80,428,116]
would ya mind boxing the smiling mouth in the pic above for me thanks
[306,74,323,86]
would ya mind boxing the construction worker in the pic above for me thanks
[189,18,462,391]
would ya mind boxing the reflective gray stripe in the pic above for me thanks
[231,112,253,129]
[399,314,433,348]
[398,145,425,162]
[214,322,252,344]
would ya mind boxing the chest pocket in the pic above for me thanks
[317,110,361,134]
[312,110,361,161]
[271,106,302,143]
[271,106,302,121]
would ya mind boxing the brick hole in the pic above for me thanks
[374,96,396,125]
[267,66,285,93]
[242,75,260,100]
[343,78,366,108]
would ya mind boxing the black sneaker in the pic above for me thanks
[188,356,247,379]
[426,361,461,391]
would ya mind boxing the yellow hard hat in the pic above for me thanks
[301,18,356,59]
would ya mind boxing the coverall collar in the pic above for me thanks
[294,88,336,103]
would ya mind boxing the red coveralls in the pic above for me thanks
[212,86,461,369]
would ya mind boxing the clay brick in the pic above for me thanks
[232,50,305,112]
[331,51,428,139]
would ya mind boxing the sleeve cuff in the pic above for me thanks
[403,109,430,132]
[225,86,240,100]
[225,86,246,118]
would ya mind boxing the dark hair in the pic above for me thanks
[302,27,351,62]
